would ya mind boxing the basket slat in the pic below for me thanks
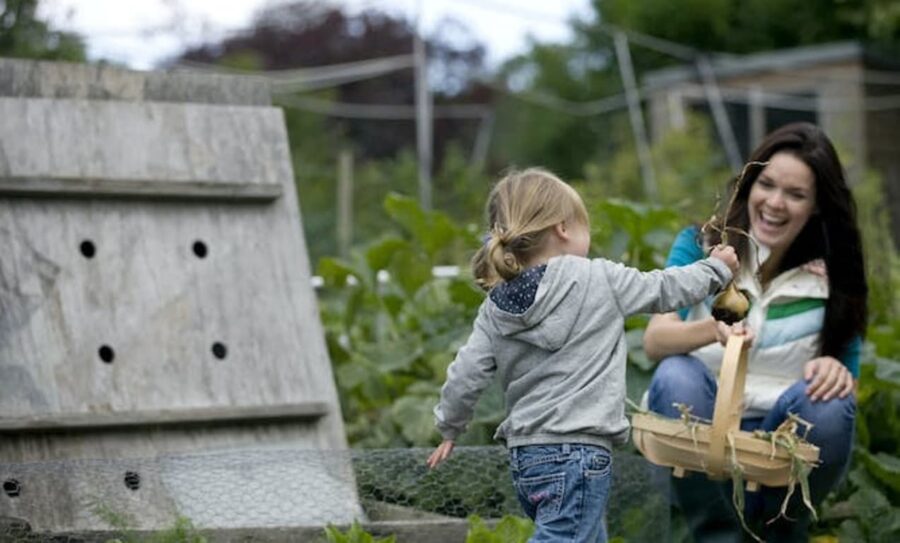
[708,335,749,474]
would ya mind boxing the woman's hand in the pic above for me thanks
[714,321,755,347]
[802,258,827,278]
[804,356,855,402]
[427,439,455,469]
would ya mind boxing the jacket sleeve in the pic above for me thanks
[433,309,497,441]
[598,257,732,318]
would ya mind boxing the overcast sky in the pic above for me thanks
[38,0,594,70]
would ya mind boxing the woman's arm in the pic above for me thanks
[643,312,719,362]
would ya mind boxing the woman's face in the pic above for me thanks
[747,151,817,259]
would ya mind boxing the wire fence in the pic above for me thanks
[0,446,670,541]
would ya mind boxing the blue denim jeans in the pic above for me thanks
[647,355,856,543]
[509,443,612,543]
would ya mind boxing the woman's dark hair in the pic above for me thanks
[707,122,868,359]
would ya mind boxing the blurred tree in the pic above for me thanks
[0,0,85,61]
[599,0,900,56]
[491,40,627,180]
[582,113,730,218]
[178,1,493,263]
[491,0,900,186]
[179,1,489,164]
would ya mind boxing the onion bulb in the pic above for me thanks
[711,282,750,325]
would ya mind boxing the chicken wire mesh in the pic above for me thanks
[0,446,669,541]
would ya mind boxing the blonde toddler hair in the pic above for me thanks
[472,168,589,290]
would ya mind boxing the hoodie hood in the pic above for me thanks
[486,255,585,351]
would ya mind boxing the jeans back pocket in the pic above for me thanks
[515,471,566,523]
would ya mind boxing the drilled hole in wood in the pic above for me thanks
[98,345,115,364]
[192,240,208,259]
[212,342,227,360]
[80,240,96,259]
[124,471,140,491]
[3,479,21,498]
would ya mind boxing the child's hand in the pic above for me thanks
[427,440,455,469]
[710,245,740,275]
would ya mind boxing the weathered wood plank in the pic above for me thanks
[0,176,282,202]
[0,98,294,185]
[0,58,271,105]
[0,402,329,432]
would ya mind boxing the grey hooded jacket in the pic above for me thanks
[434,254,732,450]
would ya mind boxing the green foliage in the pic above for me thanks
[587,197,683,271]
[492,45,623,179]
[819,464,900,542]
[94,503,207,543]
[854,168,900,331]
[492,47,627,180]
[601,0,730,52]
[812,154,900,541]
[0,0,86,61]
[816,345,900,539]
[465,515,534,543]
[321,515,538,543]
[582,114,730,221]
[296,146,489,265]
[148,518,207,543]
[324,521,396,543]
[599,0,899,56]
[318,193,485,448]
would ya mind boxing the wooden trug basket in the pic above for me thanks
[632,335,819,491]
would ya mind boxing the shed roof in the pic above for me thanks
[643,41,869,88]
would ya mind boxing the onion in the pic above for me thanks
[711,282,750,325]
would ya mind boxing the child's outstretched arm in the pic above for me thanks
[598,247,737,317]
[429,310,496,468]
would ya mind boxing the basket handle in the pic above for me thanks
[707,334,749,476]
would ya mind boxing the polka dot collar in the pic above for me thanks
[489,264,548,315]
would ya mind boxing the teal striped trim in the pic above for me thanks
[766,298,825,320]
[757,307,824,349]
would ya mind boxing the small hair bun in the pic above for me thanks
[491,224,510,246]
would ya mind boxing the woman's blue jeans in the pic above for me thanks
[647,355,855,543]
[509,443,612,543]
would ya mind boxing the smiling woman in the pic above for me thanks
[642,122,868,541]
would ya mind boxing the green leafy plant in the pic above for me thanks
[94,503,207,543]
[324,521,396,543]
[814,349,900,541]
[317,192,487,448]
[465,515,534,543]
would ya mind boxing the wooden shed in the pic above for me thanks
[0,58,355,532]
